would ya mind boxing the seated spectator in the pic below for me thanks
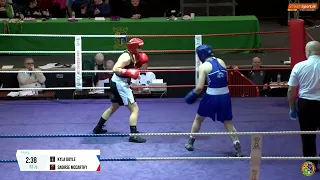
[87,0,110,18]
[12,0,26,17]
[38,0,53,17]
[72,0,89,17]
[0,0,14,18]
[122,0,147,19]
[82,53,105,88]
[94,60,114,93]
[131,63,156,93]
[234,57,270,96]
[17,58,46,91]
[23,0,43,18]
[51,0,67,18]
[97,59,114,82]
[66,0,73,17]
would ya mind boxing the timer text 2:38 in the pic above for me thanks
[26,157,37,163]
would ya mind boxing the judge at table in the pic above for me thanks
[17,58,46,91]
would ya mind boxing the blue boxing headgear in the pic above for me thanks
[196,44,213,63]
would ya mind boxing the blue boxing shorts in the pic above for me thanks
[197,93,233,122]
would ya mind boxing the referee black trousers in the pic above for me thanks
[298,98,320,167]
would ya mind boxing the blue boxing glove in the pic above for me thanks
[289,108,298,120]
[185,90,199,104]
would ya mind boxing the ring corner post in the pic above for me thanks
[288,19,306,97]
[74,36,83,90]
[194,35,202,85]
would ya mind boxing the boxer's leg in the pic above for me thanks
[93,103,120,134]
[126,102,146,143]
[93,80,121,134]
[185,95,214,151]
[117,83,146,143]
[218,94,242,156]
[185,114,206,151]
[223,121,242,156]
[223,121,240,144]
[190,114,206,138]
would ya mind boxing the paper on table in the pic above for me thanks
[1,65,14,69]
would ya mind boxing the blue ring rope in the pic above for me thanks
[0,158,137,163]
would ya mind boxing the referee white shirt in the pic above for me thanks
[288,55,320,100]
[131,72,156,85]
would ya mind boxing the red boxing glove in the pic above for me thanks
[135,52,148,68]
[121,69,139,79]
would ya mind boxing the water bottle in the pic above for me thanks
[277,73,281,83]
[34,84,39,96]
[72,11,75,19]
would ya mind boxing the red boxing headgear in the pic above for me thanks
[126,38,144,54]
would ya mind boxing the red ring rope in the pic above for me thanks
[143,48,289,53]
[133,84,288,88]
[139,68,291,72]
[305,32,315,41]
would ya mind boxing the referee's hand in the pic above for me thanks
[289,108,298,120]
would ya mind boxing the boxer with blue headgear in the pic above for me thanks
[196,44,213,63]
[184,44,243,157]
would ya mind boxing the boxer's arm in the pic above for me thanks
[112,53,131,75]
[194,63,210,94]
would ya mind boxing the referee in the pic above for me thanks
[287,41,320,170]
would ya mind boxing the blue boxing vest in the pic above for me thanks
[205,58,229,95]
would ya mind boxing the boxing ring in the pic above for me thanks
[0,19,319,180]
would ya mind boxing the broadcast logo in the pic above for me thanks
[301,161,316,176]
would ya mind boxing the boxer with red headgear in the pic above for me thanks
[92,38,148,143]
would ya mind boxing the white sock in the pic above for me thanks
[233,140,240,145]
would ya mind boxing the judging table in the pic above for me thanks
[0,16,261,53]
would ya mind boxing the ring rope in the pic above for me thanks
[0,87,110,91]
[0,131,319,138]
[0,31,288,38]
[0,68,292,74]
[305,31,316,41]
[0,84,290,91]
[0,48,290,55]
[1,156,320,163]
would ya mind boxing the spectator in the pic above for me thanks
[23,0,43,18]
[131,63,156,93]
[51,0,67,18]
[122,0,147,19]
[82,53,105,88]
[66,0,73,17]
[234,57,270,96]
[72,0,89,17]
[0,0,14,18]
[95,60,114,89]
[12,0,27,17]
[17,58,46,90]
[87,0,110,18]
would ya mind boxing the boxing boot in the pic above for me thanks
[234,142,243,157]
[129,131,146,143]
[93,125,108,134]
[93,117,108,134]
[185,137,195,151]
